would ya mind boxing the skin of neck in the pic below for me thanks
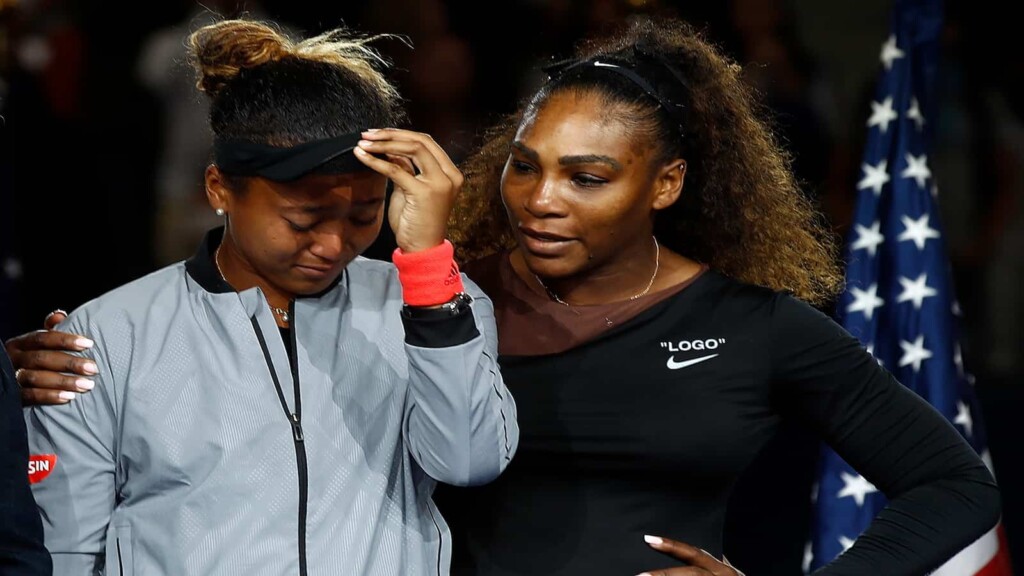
[216,234,296,313]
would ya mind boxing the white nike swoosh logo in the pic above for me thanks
[666,353,719,370]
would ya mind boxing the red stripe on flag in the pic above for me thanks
[975,525,1014,576]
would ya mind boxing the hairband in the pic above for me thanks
[542,43,689,136]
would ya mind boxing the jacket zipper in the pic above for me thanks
[251,305,309,576]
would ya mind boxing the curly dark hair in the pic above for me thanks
[450,17,843,306]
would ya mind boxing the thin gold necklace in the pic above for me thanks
[214,245,291,324]
[534,236,660,308]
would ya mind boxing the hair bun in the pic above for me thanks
[189,19,293,97]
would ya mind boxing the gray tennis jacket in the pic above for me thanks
[25,229,519,576]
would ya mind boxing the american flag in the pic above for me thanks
[806,0,1013,573]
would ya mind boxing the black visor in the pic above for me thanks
[213,132,372,181]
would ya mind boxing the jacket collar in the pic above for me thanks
[185,227,234,294]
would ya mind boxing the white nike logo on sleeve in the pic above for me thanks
[666,353,719,370]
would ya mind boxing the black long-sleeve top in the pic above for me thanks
[435,264,1000,576]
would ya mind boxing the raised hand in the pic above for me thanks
[354,128,463,253]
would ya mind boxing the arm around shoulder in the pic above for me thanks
[24,311,121,575]
[1,346,53,575]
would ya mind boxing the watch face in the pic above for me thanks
[446,292,472,312]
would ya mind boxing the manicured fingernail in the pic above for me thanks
[58,391,77,401]
[75,379,94,391]
[636,573,653,576]
[364,128,379,133]
[644,535,663,545]
[75,337,94,349]
[358,139,373,147]
[83,361,98,375]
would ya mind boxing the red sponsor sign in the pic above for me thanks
[28,454,57,484]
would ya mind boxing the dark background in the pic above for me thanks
[1,0,1020,573]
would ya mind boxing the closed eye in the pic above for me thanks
[350,200,384,226]
[286,219,317,232]
[350,214,379,226]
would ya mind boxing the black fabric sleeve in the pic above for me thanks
[0,348,53,575]
[768,294,1001,576]
[401,306,479,348]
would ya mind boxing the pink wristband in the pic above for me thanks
[392,240,465,306]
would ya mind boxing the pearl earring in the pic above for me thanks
[215,208,225,216]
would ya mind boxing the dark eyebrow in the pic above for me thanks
[354,197,385,207]
[511,141,540,164]
[285,205,327,215]
[284,197,384,214]
[559,154,622,171]
[511,141,622,171]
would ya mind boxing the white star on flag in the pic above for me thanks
[906,96,925,131]
[851,222,885,256]
[954,401,974,437]
[896,273,938,309]
[899,335,933,372]
[837,472,878,507]
[812,3,1014,572]
[838,536,857,553]
[846,284,885,320]
[880,34,905,70]
[900,153,931,189]
[898,214,941,250]
[867,96,899,132]
[857,160,890,196]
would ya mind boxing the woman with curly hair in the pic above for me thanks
[11,14,999,576]
[432,16,999,576]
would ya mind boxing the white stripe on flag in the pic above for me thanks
[932,526,1000,576]
[933,450,1003,576]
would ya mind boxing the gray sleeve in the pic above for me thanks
[24,312,118,575]
[401,280,519,487]
[49,553,104,575]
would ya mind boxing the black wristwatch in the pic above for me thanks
[401,292,474,319]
